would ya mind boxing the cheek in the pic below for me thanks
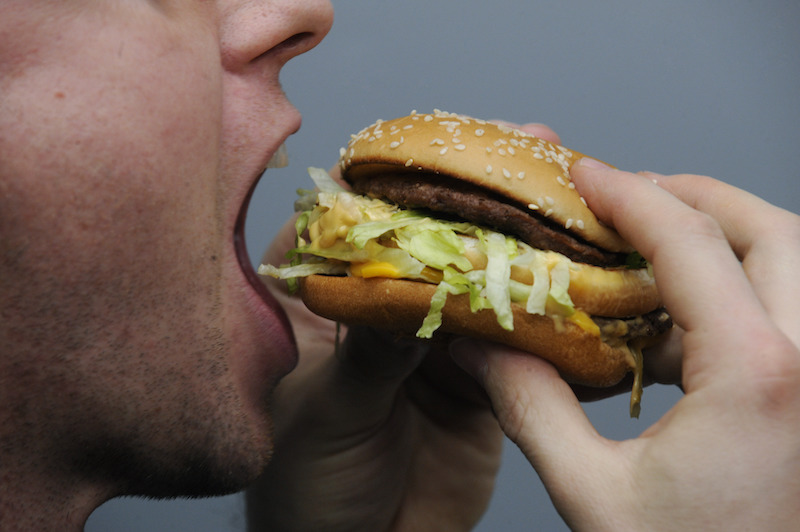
[0,8,230,366]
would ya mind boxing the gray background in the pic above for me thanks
[87,0,799,530]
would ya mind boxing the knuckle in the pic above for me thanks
[744,331,800,419]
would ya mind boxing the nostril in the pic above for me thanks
[278,32,314,53]
[220,1,332,70]
[248,32,317,67]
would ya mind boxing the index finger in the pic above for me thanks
[570,159,771,372]
[648,172,800,344]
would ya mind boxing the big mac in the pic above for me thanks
[262,110,672,415]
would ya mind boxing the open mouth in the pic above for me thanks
[235,141,288,293]
[234,176,294,338]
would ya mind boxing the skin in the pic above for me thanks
[0,1,332,530]
[451,160,800,530]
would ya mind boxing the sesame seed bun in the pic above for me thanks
[339,110,632,254]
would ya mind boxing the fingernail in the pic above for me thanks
[575,157,612,170]
[450,339,488,385]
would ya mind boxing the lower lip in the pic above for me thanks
[234,184,298,379]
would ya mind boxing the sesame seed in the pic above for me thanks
[486,147,493,154]
[431,138,445,146]
[404,124,414,130]
[389,141,401,149]
[440,147,448,155]
[580,197,588,207]
[405,158,414,167]
[485,165,493,174]
[508,146,516,155]
[452,138,461,144]
[339,147,346,157]
[545,208,554,217]
[528,203,539,210]
[498,148,507,156]
[545,196,555,206]
[533,153,544,159]
[455,144,466,151]
[576,220,585,229]
[475,129,485,137]
[503,168,511,179]
[565,218,574,229]
[557,176,567,186]
[424,115,434,122]
[517,172,526,179]
[568,182,576,189]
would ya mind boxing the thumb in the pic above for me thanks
[450,339,627,527]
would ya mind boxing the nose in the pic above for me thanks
[219,0,334,71]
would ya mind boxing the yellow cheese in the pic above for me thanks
[567,309,601,336]
[350,261,404,279]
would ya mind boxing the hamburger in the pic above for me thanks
[261,110,671,416]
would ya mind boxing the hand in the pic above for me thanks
[451,161,800,531]
[248,124,564,531]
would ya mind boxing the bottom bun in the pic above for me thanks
[299,275,635,387]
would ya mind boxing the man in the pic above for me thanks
[4,2,800,532]
[1,1,521,530]
[1,0,334,528]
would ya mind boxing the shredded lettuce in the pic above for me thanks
[546,259,575,316]
[307,166,346,193]
[525,251,551,315]
[258,261,348,280]
[346,216,419,249]
[483,232,514,331]
[260,167,581,338]
[394,221,474,272]
[417,268,490,338]
[446,269,492,313]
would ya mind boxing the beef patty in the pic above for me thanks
[349,172,628,267]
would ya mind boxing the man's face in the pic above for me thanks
[0,0,332,498]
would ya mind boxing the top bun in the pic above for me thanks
[339,110,632,254]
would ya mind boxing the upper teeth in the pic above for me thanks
[266,143,289,169]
